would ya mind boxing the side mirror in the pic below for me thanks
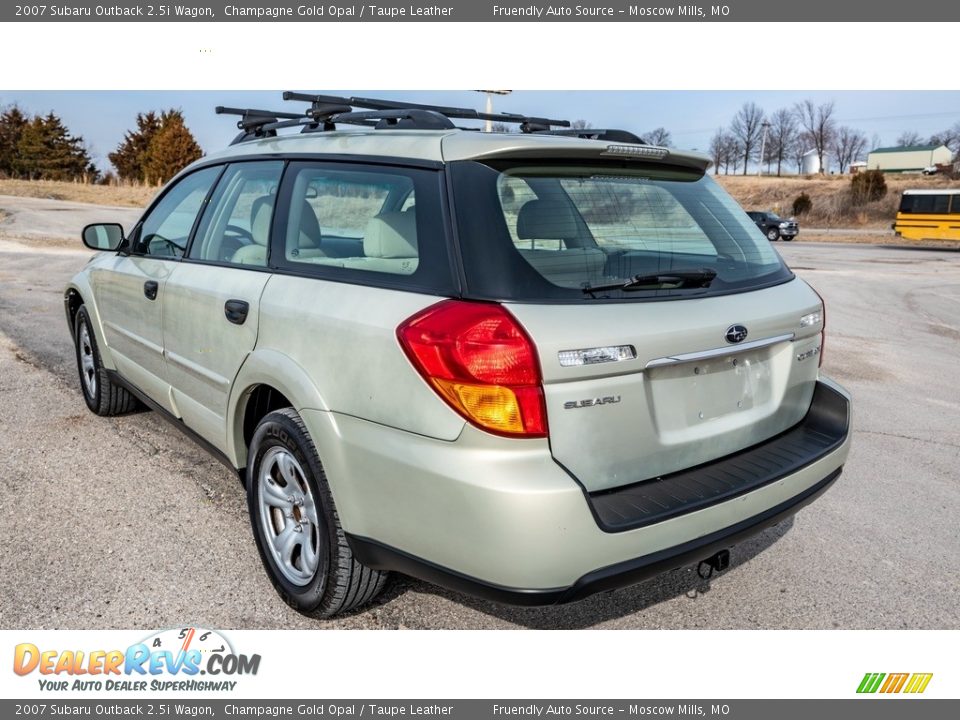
[82,223,124,251]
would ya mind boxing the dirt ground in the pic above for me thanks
[718,173,960,229]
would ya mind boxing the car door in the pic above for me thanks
[91,166,222,412]
[161,161,284,450]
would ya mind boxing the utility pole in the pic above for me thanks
[758,120,771,176]
[474,90,512,132]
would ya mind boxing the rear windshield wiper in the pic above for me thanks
[581,268,718,295]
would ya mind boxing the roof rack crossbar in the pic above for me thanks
[216,105,314,144]
[282,92,571,131]
[332,109,456,130]
[218,93,574,144]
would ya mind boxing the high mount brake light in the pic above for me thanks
[396,300,548,438]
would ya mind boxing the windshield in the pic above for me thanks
[450,160,791,301]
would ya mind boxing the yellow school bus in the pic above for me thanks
[893,189,960,241]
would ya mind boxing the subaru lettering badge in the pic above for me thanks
[725,324,748,344]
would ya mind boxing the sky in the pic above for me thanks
[2,90,959,174]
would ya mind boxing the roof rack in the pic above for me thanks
[217,92,572,144]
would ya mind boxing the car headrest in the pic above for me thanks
[250,196,274,246]
[364,211,418,259]
[298,200,322,248]
[516,199,580,240]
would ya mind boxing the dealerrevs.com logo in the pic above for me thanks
[13,627,260,692]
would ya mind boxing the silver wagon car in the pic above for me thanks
[66,94,851,616]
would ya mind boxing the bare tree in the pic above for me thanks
[708,128,724,175]
[792,142,807,175]
[870,133,882,151]
[722,133,743,175]
[795,100,836,174]
[895,130,923,147]
[644,127,671,147]
[489,122,511,133]
[831,126,868,174]
[570,119,592,130]
[767,107,798,176]
[930,121,960,158]
[729,102,765,175]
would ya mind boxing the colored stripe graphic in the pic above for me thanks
[904,673,933,694]
[857,673,885,693]
[857,672,932,694]
[880,673,909,693]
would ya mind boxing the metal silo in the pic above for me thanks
[801,149,821,175]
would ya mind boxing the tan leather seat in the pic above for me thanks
[317,210,419,275]
[515,199,606,286]
[230,195,274,266]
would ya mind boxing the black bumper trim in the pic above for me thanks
[347,464,843,607]
[587,381,850,532]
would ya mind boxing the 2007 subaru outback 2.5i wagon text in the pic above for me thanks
[67,94,851,617]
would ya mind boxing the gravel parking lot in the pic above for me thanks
[0,199,958,630]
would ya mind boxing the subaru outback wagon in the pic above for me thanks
[67,94,851,617]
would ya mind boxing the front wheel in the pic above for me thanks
[246,408,388,617]
[73,305,138,416]
[766,227,780,241]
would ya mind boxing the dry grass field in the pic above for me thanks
[717,173,960,229]
[3,174,960,245]
[0,178,156,207]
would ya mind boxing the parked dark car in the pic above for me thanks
[746,211,799,241]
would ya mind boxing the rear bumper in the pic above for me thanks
[349,466,841,606]
[306,377,851,603]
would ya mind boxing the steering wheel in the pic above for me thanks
[144,233,185,257]
[224,224,255,244]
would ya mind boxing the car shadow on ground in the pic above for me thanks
[369,516,795,630]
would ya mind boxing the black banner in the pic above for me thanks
[4,0,958,22]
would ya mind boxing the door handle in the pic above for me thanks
[224,299,250,325]
[143,280,158,300]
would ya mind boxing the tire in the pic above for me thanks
[246,408,388,617]
[766,227,780,241]
[73,305,138,416]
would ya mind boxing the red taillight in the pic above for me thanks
[397,300,548,438]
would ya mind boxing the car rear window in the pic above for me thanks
[449,160,792,301]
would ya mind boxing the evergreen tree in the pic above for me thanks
[0,106,29,177]
[142,110,203,185]
[108,111,161,182]
[12,112,97,181]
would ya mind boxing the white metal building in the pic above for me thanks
[866,144,953,173]
[801,149,821,175]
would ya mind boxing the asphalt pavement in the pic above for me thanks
[0,203,958,630]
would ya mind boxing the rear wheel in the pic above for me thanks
[246,408,388,617]
[766,227,780,241]
[73,305,138,416]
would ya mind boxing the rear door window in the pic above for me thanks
[269,162,455,293]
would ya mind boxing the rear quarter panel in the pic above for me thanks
[243,274,465,442]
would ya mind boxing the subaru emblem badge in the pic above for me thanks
[725,324,748,344]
